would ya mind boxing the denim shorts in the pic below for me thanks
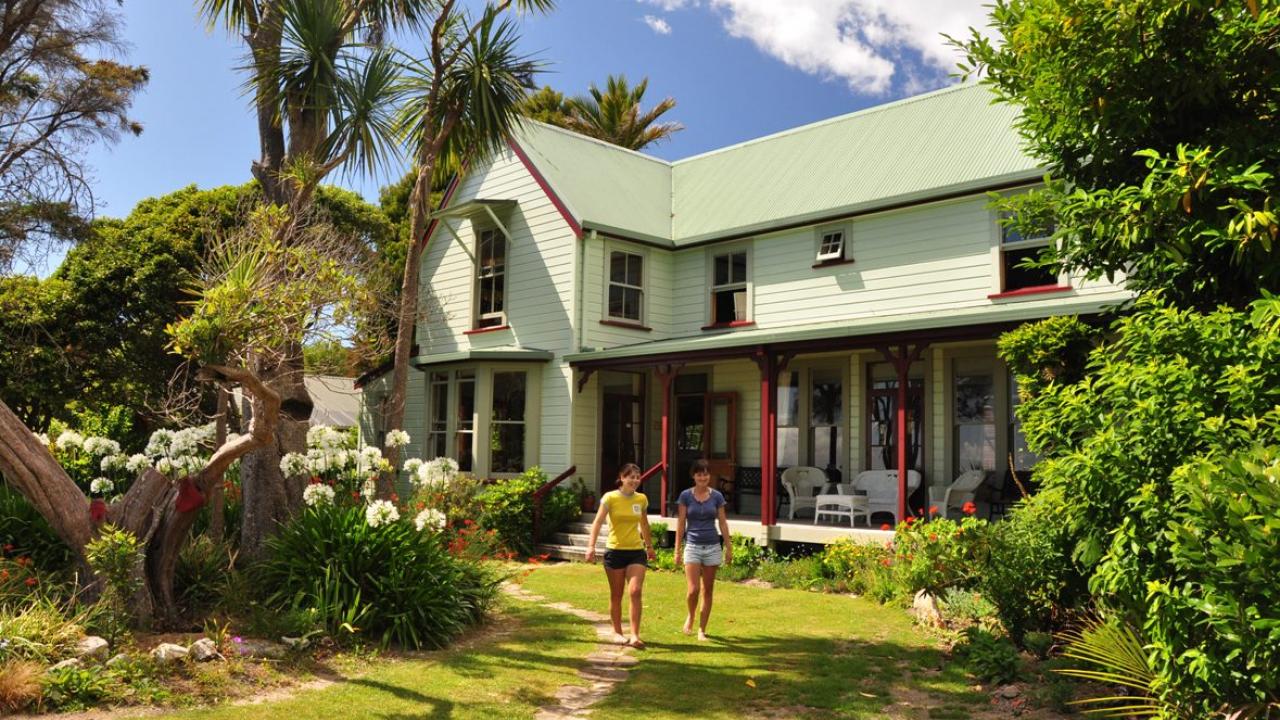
[682,542,723,567]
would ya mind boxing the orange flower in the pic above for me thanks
[962,501,978,515]
[24,577,37,587]
[880,523,892,531]
[928,505,938,515]
[0,569,9,581]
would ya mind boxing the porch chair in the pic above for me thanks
[938,470,987,518]
[853,469,922,526]
[814,484,869,527]
[780,466,827,520]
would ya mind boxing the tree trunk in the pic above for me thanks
[210,387,228,541]
[0,364,280,628]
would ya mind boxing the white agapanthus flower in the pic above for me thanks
[307,425,346,450]
[403,458,424,475]
[90,477,114,495]
[280,453,309,478]
[356,446,384,473]
[34,432,51,446]
[361,479,378,500]
[385,429,411,448]
[125,454,151,474]
[365,500,399,528]
[100,455,128,473]
[82,437,121,457]
[414,457,459,490]
[303,483,335,507]
[414,508,447,532]
[145,428,174,457]
[155,457,174,476]
[55,430,84,452]
[331,449,351,470]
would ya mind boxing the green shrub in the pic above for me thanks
[174,535,235,616]
[820,538,895,596]
[475,468,579,556]
[755,556,823,590]
[0,483,71,574]
[651,547,677,572]
[980,490,1087,641]
[891,515,992,596]
[259,504,499,649]
[41,664,112,712]
[1023,631,1053,660]
[938,588,998,630]
[955,627,1021,685]
[84,526,142,646]
[649,521,669,548]
[0,599,84,662]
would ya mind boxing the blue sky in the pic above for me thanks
[81,0,991,222]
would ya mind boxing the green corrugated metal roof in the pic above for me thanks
[510,83,1040,246]
[565,295,1122,365]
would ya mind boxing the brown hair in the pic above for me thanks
[690,459,710,476]
[617,463,641,484]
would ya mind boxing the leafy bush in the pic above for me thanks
[174,535,236,615]
[938,588,998,630]
[0,483,71,574]
[475,468,578,556]
[820,539,896,598]
[890,515,992,596]
[980,490,1087,641]
[84,526,142,646]
[1022,632,1053,660]
[755,556,823,590]
[955,627,1021,685]
[259,504,499,649]
[720,534,771,582]
[649,521,669,548]
[41,664,112,712]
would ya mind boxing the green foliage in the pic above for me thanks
[83,527,142,646]
[754,555,824,590]
[519,85,572,125]
[1055,616,1162,717]
[891,515,992,597]
[475,468,578,556]
[559,75,682,151]
[820,539,896,599]
[997,315,1096,396]
[40,664,113,712]
[259,504,498,649]
[174,535,236,616]
[1023,632,1053,660]
[955,0,1280,310]
[956,627,1021,686]
[0,598,84,663]
[980,490,1087,641]
[0,483,70,574]
[938,588,999,630]
[648,521,668,547]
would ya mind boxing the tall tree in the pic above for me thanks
[561,74,682,151]
[197,0,403,558]
[0,0,148,273]
[519,85,571,126]
[955,0,1280,310]
[384,2,547,481]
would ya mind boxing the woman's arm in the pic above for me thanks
[718,505,733,565]
[674,503,687,566]
[585,501,609,563]
[639,512,656,560]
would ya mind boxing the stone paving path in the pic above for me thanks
[501,581,638,719]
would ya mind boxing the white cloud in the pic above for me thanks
[643,14,673,35]
[664,0,992,95]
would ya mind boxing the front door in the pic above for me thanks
[600,392,644,497]
[672,390,738,514]
[866,363,925,474]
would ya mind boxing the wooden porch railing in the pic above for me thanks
[637,460,665,516]
[531,465,577,551]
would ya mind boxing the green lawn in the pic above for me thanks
[518,563,990,719]
[138,599,595,720]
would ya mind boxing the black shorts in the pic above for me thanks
[603,549,648,570]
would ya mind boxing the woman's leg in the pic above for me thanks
[625,563,647,646]
[683,559,703,634]
[698,564,720,640]
[605,567,627,642]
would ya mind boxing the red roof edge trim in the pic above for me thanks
[507,138,583,237]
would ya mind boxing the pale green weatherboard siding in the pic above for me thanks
[415,147,579,471]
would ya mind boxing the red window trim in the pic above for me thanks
[599,319,652,332]
[812,257,856,269]
[464,324,511,335]
[701,320,756,331]
[987,285,1072,300]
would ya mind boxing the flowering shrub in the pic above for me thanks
[474,468,579,556]
[820,539,896,599]
[258,503,498,649]
[0,484,69,574]
[891,510,993,597]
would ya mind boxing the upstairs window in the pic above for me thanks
[815,226,847,263]
[711,250,748,324]
[608,250,644,323]
[475,228,506,328]
[999,213,1059,292]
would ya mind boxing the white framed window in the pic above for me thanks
[709,248,749,325]
[998,212,1060,292]
[814,224,849,263]
[426,371,449,459]
[474,228,506,328]
[607,249,644,323]
[454,370,476,471]
[489,371,527,473]
[423,365,540,478]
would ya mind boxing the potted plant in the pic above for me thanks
[573,478,596,513]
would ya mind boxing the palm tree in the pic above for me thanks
[383,2,549,477]
[563,74,682,151]
[197,0,407,559]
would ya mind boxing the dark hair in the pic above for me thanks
[690,459,710,476]
[617,463,641,483]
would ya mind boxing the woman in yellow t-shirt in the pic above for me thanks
[585,463,656,647]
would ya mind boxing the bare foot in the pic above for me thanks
[698,630,709,641]
[682,617,693,635]
[628,636,646,649]
[612,632,628,645]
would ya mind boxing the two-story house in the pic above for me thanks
[360,83,1130,543]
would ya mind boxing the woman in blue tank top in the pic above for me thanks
[673,459,732,640]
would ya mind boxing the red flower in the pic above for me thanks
[962,501,978,515]
[24,577,37,587]
[880,557,891,567]
[2,543,12,552]
[929,533,938,542]
[880,523,891,531]
[16,556,30,567]
[0,569,9,581]
[351,491,360,499]
[916,507,924,516]
[928,505,939,516]
[463,518,474,526]
[904,516,916,526]
[309,476,322,485]
[390,493,399,503]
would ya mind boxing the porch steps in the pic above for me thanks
[534,517,605,562]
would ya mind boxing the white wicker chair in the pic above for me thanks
[941,470,987,517]
[854,469,922,525]
[780,466,827,520]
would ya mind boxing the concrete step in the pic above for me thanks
[536,543,589,562]
[550,532,608,549]
[561,521,594,535]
